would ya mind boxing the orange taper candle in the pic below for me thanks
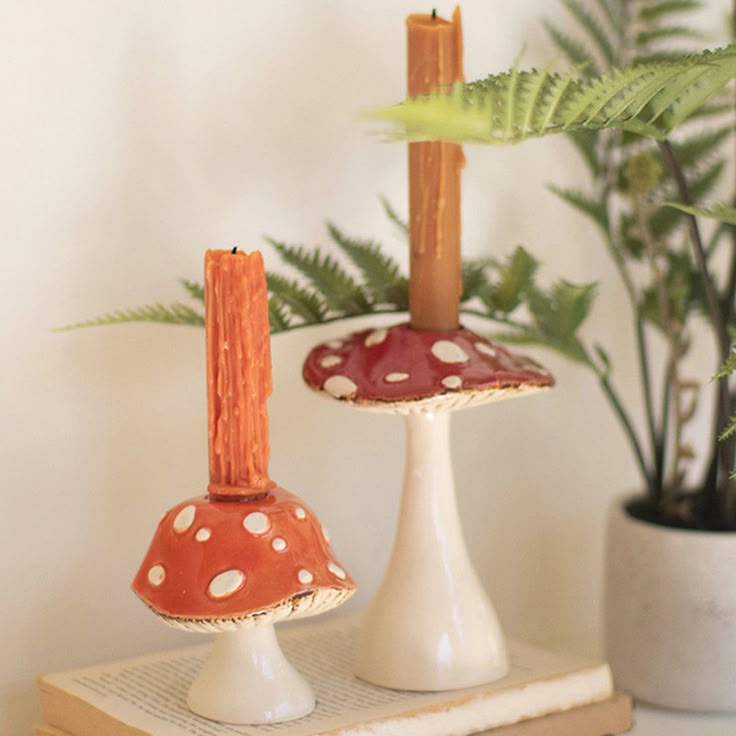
[205,249,275,498]
[407,6,465,331]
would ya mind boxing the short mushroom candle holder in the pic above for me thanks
[303,324,553,691]
[132,489,355,723]
[133,249,355,725]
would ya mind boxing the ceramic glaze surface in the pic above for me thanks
[605,497,736,711]
[355,411,509,691]
[303,323,553,405]
[132,487,355,622]
[187,622,315,724]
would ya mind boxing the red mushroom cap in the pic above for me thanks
[132,488,355,632]
[303,323,553,413]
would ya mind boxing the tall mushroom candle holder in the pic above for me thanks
[302,8,553,692]
[133,249,355,725]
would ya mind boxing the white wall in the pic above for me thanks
[0,1,728,733]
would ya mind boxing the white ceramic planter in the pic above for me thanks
[604,495,736,711]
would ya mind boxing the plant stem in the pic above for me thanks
[634,193,678,503]
[628,337,661,498]
[659,359,673,488]
[706,222,728,259]
[596,60,659,496]
[599,170,666,504]
[597,367,652,488]
[635,319,661,495]
[658,141,728,359]
[722,243,736,325]
[658,138,732,518]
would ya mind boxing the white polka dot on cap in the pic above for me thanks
[173,505,196,533]
[298,569,314,585]
[328,562,346,580]
[243,512,270,535]
[148,565,165,586]
[431,340,469,364]
[208,570,245,599]
[195,527,211,542]
[324,375,358,398]
[365,328,388,347]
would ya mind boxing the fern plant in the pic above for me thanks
[63,199,599,368]
[370,0,736,529]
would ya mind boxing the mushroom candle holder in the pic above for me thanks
[302,8,554,692]
[304,325,552,692]
[133,250,355,725]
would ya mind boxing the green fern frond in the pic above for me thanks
[632,50,698,64]
[716,351,736,381]
[547,185,608,230]
[368,45,736,145]
[645,205,688,242]
[494,325,590,364]
[571,63,679,128]
[380,197,409,237]
[530,280,598,338]
[619,160,724,255]
[662,202,736,226]
[544,21,598,75]
[491,279,598,364]
[326,222,409,309]
[687,160,726,202]
[461,260,490,302]
[265,273,326,323]
[484,246,539,314]
[671,126,732,168]
[565,130,601,176]
[179,278,205,303]
[267,238,372,315]
[719,417,736,444]
[596,0,624,38]
[518,64,556,134]
[662,56,736,130]
[56,302,205,331]
[615,126,729,195]
[268,297,291,333]
[639,0,702,22]
[687,100,734,122]
[640,162,725,242]
[636,26,707,46]
[562,0,615,66]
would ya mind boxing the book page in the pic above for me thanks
[40,616,612,736]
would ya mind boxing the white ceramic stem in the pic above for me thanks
[355,411,509,691]
[187,622,315,724]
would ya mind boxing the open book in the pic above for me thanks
[38,616,632,736]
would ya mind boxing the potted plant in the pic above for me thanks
[65,0,736,711]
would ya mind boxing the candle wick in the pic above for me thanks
[231,246,238,254]
[431,8,436,19]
